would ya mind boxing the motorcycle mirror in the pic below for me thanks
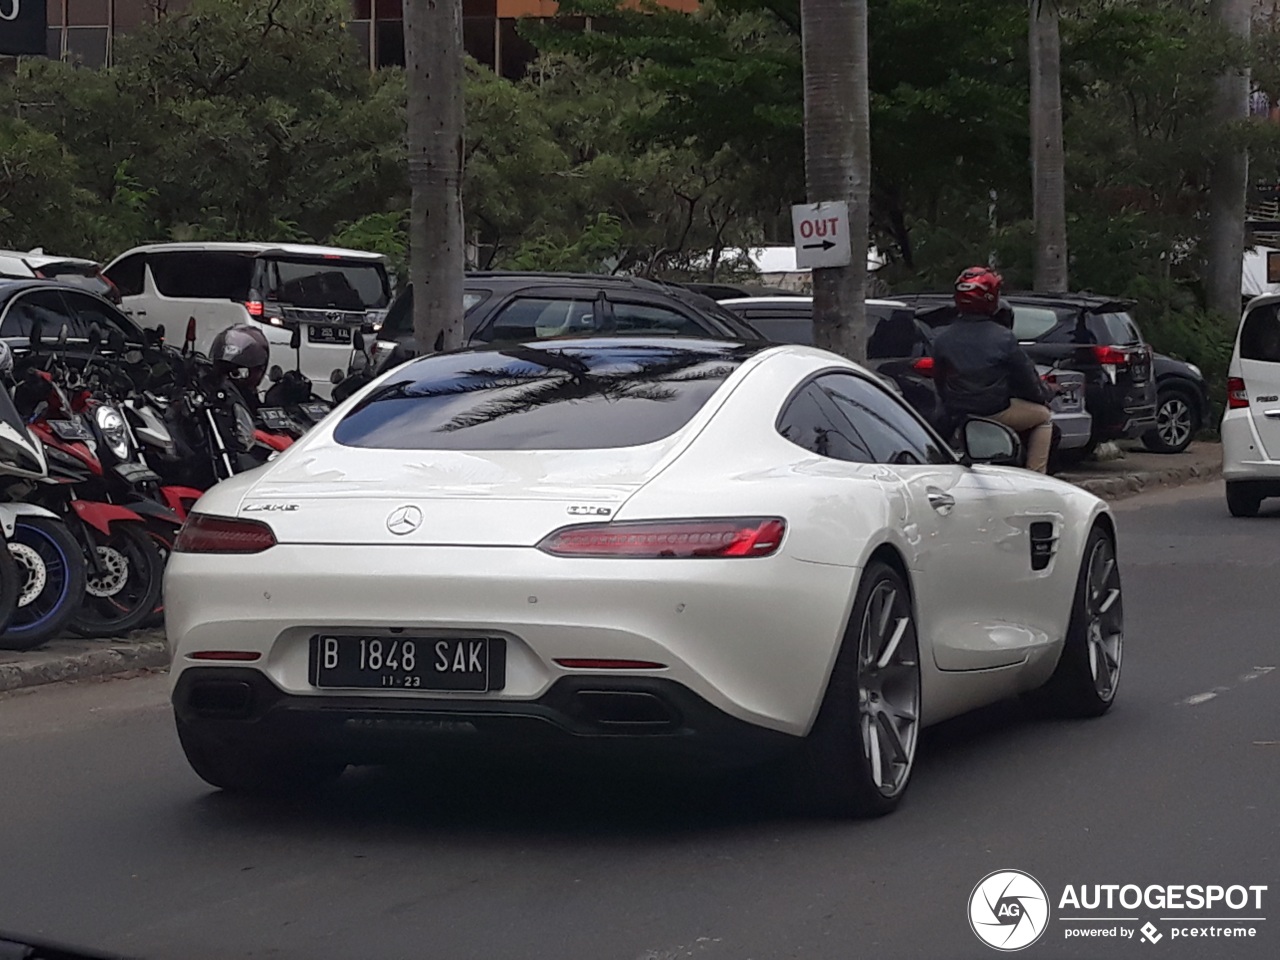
[29,318,43,351]
[109,329,126,353]
[353,331,365,351]
[351,351,369,373]
[330,368,345,385]
[153,324,166,342]
[185,317,197,344]
[268,365,284,383]
[87,323,103,353]
[57,324,69,348]
[290,328,301,351]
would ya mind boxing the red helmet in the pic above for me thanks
[954,266,1003,315]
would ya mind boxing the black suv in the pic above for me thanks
[903,293,1159,453]
[372,273,764,370]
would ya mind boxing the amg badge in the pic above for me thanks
[243,503,300,512]
[567,505,612,516]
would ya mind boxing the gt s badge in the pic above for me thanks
[244,503,300,512]
[567,505,612,516]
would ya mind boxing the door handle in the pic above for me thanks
[1264,410,1280,419]
[927,488,956,515]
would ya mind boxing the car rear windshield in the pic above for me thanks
[261,258,390,311]
[1239,303,1280,361]
[333,342,755,450]
[379,286,488,339]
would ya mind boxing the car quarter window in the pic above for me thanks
[0,290,77,339]
[60,291,144,344]
[104,254,145,297]
[609,300,705,336]
[1240,302,1280,362]
[477,296,598,343]
[816,373,950,465]
[776,383,874,463]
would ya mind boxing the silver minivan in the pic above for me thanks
[103,242,392,399]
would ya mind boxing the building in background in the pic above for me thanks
[44,0,696,77]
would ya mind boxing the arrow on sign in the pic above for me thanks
[802,240,836,251]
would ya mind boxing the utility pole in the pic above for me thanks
[800,0,869,364]
[1030,0,1068,292]
[1206,0,1252,321]
[403,0,466,354]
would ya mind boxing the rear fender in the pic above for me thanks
[70,500,145,537]
[254,429,293,452]
[123,498,183,528]
[0,502,61,539]
[160,486,204,521]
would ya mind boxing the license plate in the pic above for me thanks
[114,462,159,484]
[258,407,295,431]
[311,635,505,691]
[300,402,330,423]
[308,325,352,344]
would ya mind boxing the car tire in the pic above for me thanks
[176,717,345,796]
[1142,385,1198,454]
[1032,525,1123,718]
[786,560,921,818]
[1226,482,1263,518]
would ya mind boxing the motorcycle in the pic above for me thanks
[14,323,165,638]
[0,342,88,650]
[260,326,336,437]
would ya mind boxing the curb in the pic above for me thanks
[0,638,169,694]
[1068,460,1223,501]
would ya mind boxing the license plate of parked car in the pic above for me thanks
[308,325,353,344]
[311,635,504,691]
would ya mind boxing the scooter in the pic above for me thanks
[0,342,88,650]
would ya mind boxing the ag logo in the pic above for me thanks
[968,869,1050,951]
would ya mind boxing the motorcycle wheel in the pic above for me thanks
[141,523,176,629]
[0,535,19,634]
[0,516,88,651]
[69,524,165,638]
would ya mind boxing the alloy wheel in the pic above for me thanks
[1156,396,1192,449]
[1084,537,1123,701]
[856,580,921,798]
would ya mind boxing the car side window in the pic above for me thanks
[477,296,598,343]
[149,252,253,300]
[746,314,813,345]
[105,254,146,297]
[0,290,75,339]
[816,373,950,465]
[609,300,705,336]
[1240,303,1280,361]
[60,291,144,345]
[776,384,874,463]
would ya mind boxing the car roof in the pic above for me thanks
[400,334,769,364]
[108,242,386,262]
[0,250,100,270]
[717,296,909,308]
[906,291,1134,312]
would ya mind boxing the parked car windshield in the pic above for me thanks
[261,257,390,311]
[334,341,755,450]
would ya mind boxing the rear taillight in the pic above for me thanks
[537,517,786,559]
[1092,345,1130,366]
[911,357,935,376]
[174,514,277,554]
[1228,377,1249,409]
[245,300,265,317]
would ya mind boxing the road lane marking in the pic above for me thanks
[1177,666,1274,706]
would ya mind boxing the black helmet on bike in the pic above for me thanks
[209,324,270,393]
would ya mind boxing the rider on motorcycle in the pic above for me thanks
[931,267,1055,473]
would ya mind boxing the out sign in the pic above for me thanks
[791,201,853,270]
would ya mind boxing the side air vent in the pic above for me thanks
[1029,521,1057,572]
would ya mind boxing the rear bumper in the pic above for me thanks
[172,667,801,770]
[1050,410,1092,449]
[1221,409,1280,482]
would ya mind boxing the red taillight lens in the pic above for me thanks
[1228,377,1249,409]
[174,514,277,554]
[1092,345,1130,366]
[245,300,265,317]
[538,517,786,559]
[911,356,935,376]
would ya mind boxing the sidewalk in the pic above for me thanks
[0,443,1223,696]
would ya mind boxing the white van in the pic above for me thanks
[103,242,392,399]
[1221,292,1280,515]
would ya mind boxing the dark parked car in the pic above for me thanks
[0,281,145,350]
[904,293,1159,457]
[1145,353,1211,454]
[372,273,765,370]
[718,296,1093,455]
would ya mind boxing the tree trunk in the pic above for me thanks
[801,0,869,364]
[1030,0,1068,293]
[1207,0,1252,321]
[403,0,466,354]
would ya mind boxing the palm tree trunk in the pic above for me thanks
[801,0,869,364]
[403,0,466,353]
[1207,0,1252,321]
[1030,0,1068,293]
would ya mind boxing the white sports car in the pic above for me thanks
[166,337,1124,816]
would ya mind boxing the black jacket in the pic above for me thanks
[931,315,1048,419]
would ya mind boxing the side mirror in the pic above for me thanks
[290,328,301,351]
[353,331,365,352]
[268,365,284,383]
[351,351,369,373]
[330,368,346,385]
[959,418,1021,466]
[87,323,103,352]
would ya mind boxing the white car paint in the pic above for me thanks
[166,342,1112,744]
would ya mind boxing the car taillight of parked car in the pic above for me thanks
[1227,377,1250,409]
[1092,345,1131,366]
[911,357,935,377]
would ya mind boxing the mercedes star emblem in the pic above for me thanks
[386,505,423,535]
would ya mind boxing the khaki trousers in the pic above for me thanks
[989,399,1053,473]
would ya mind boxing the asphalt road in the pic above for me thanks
[0,481,1275,960]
